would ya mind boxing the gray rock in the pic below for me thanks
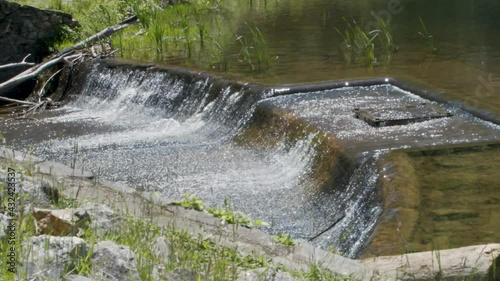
[151,236,172,264]
[79,202,122,238]
[362,243,500,280]
[21,235,88,281]
[34,208,90,236]
[238,268,296,281]
[0,213,10,240]
[238,268,267,280]
[91,240,140,281]
[272,242,366,279]
[65,275,96,281]
[0,147,45,164]
[0,1,78,83]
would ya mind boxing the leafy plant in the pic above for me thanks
[273,233,296,247]
[172,192,205,211]
[207,198,265,228]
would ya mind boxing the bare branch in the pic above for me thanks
[0,56,65,96]
[0,96,36,105]
[0,54,35,71]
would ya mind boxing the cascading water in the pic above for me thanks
[4,62,381,257]
[5,62,498,258]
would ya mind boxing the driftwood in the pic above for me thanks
[59,15,138,56]
[0,16,138,107]
[0,54,35,71]
[0,56,66,98]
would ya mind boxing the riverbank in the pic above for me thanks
[1,147,498,280]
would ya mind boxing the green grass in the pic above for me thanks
[173,193,266,228]
[0,157,273,280]
[12,0,272,75]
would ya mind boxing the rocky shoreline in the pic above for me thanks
[1,147,498,280]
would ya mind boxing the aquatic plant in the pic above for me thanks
[418,17,437,53]
[371,12,394,55]
[237,34,254,70]
[250,26,271,71]
[148,13,168,55]
[336,12,397,67]
[209,36,231,71]
[13,0,234,68]
[336,18,378,66]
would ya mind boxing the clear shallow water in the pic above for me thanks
[409,148,500,253]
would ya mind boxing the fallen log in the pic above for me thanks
[58,15,138,56]
[0,15,138,101]
[0,56,66,97]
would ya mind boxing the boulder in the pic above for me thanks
[79,202,122,238]
[33,208,90,236]
[21,235,88,280]
[91,240,140,281]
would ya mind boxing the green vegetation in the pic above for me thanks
[173,193,266,228]
[336,13,395,67]
[273,233,296,247]
[13,0,272,74]
[336,18,378,67]
[172,192,205,211]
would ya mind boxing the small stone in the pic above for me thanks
[91,241,140,281]
[0,213,10,240]
[151,236,172,264]
[65,275,96,281]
